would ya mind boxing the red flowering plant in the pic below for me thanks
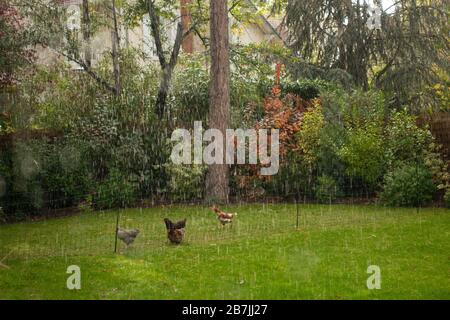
[231,66,321,199]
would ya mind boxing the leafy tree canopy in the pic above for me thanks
[285,0,449,111]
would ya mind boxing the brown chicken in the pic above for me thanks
[211,206,237,226]
[164,218,186,244]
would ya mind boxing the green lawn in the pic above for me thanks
[0,204,449,299]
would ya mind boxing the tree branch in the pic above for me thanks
[82,0,92,68]
[169,22,183,70]
[56,49,118,95]
[111,0,121,94]
[147,0,166,69]
[374,44,401,85]
[193,26,209,48]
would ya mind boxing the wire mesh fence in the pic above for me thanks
[0,194,440,263]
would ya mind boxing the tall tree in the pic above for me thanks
[82,0,92,68]
[142,0,262,119]
[205,0,231,203]
[285,0,449,109]
[147,0,183,120]
[129,0,262,120]
[111,0,121,95]
[0,0,34,88]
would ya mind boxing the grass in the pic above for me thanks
[0,204,449,299]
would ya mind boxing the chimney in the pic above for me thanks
[180,0,193,53]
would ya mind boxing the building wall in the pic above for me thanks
[37,2,284,68]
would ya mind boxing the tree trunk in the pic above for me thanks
[148,1,183,120]
[205,0,230,203]
[111,0,121,95]
[155,22,183,120]
[82,0,91,68]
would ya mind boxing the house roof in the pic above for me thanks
[244,0,289,46]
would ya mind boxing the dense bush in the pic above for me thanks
[172,55,210,126]
[381,164,436,207]
[1,40,448,221]
[40,139,93,208]
[444,189,450,208]
[94,169,137,210]
[281,79,326,100]
[0,137,94,220]
[0,142,28,220]
[0,206,5,223]
[383,111,449,204]
[315,175,340,204]
[384,111,434,168]
[338,126,385,189]
[334,90,386,189]
[166,163,206,202]
[297,102,324,168]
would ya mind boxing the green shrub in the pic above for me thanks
[335,91,387,189]
[297,102,325,167]
[338,125,385,188]
[281,79,326,100]
[319,89,387,195]
[444,189,450,208]
[172,54,210,125]
[257,154,308,198]
[42,140,93,208]
[385,111,434,168]
[0,206,6,223]
[95,169,137,210]
[0,138,95,217]
[166,163,206,202]
[381,164,436,207]
[315,175,340,204]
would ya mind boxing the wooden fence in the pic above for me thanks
[419,112,450,160]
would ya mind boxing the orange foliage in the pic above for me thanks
[257,87,312,157]
[233,64,321,195]
[233,85,317,191]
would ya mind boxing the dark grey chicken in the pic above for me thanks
[117,227,140,246]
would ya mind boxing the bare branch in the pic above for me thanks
[169,22,183,70]
[56,49,118,95]
[111,0,121,94]
[147,0,167,69]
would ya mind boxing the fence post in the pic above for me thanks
[114,211,120,253]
